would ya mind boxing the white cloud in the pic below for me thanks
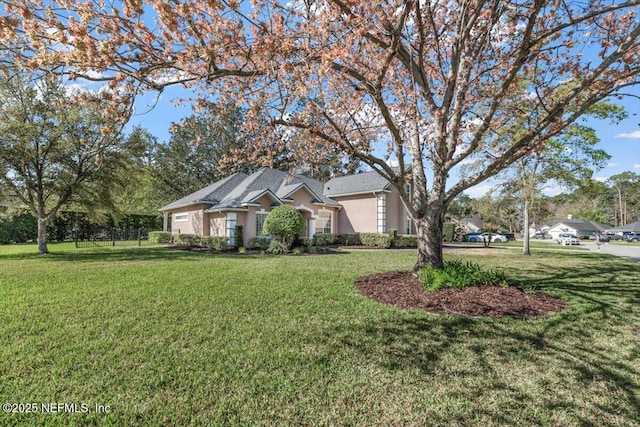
[634,164,640,169]
[464,183,493,198]
[595,176,608,182]
[616,130,640,139]
[606,162,618,168]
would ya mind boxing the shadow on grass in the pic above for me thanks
[0,245,350,263]
[312,257,640,424]
[0,246,192,262]
[515,253,640,314]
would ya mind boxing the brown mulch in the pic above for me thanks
[355,271,568,318]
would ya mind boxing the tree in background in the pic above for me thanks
[151,106,254,205]
[5,1,639,268]
[447,194,476,221]
[0,72,132,254]
[113,126,161,218]
[607,172,640,225]
[497,105,617,254]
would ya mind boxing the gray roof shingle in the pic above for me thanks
[159,172,249,211]
[323,170,391,197]
[160,168,340,212]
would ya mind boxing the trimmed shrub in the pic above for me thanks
[148,231,173,244]
[388,229,398,246]
[338,233,361,245]
[395,234,417,247]
[360,233,392,248]
[313,233,363,246]
[263,205,306,248]
[176,234,201,247]
[419,260,509,292]
[267,239,289,254]
[234,225,244,247]
[443,222,456,242]
[248,236,271,250]
[293,236,312,248]
[201,236,229,251]
[313,233,337,246]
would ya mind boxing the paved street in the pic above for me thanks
[581,241,640,263]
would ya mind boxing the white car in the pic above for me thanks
[481,232,508,243]
[557,233,580,245]
[466,232,508,243]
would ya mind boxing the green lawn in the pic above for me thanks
[1,243,639,426]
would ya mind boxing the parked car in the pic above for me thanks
[465,232,508,243]
[589,233,610,242]
[501,232,516,241]
[557,233,580,245]
[605,232,623,240]
[533,231,547,239]
[482,232,508,243]
[624,233,640,243]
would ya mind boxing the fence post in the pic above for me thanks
[112,228,116,247]
[74,229,78,249]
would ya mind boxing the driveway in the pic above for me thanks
[581,241,640,263]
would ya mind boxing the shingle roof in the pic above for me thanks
[323,170,391,197]
[545,219,611,233]
[160,168,340,212]
[159,172,249,211]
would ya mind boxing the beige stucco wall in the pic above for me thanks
[333,189,414,234]
[292,188,341,237]
[209,212,226,238]
[332,193,378,233]
[170,204,208,236]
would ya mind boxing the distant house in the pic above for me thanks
[460,216,483,233]
[541,218,611,240]
[607,222,640,233]
[159,168,415,246]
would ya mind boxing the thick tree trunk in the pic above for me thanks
[414,209,445,271]
[37,216,49,255]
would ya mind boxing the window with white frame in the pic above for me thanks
[174,213,188,222]
[315,210,332,234]
[226,213,237,245]
[256,211,268,236]
[377,194,387,233]
[406,216,413,234]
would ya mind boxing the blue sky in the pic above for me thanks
[126,84,640,197]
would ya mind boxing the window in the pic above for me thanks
[226,213,237,245]
[256,211,268,236]
[315,210,332,234]
[405,183,412,201]
[377,194,387,233]
[174,213,188,222]
[406,217,413,234]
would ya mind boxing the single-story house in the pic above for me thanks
[541,218,611,240]
[607,222,640,233]
[460,216,483,233]
[159,167,415,246]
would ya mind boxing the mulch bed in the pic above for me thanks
[355,271,568,318]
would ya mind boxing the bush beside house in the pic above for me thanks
[263,205,306,249]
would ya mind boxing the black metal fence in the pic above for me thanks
[74,227,156,248]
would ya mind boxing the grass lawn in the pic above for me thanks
[1,243,639,426]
